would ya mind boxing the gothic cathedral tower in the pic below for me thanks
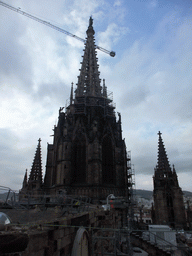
[153,132,186,229]
[43,18,128,200]
[20,139,43,198]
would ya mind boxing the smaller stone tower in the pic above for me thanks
[153,132,186,229]
[20,139,43,197]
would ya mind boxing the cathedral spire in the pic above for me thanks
[75,17,102,97]
[28,138,43,185]
[156,131,171,174]
[70,82,74,105]
[153,132,186,229]
[22,169,28,189]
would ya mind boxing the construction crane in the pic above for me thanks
[0,1,116,57]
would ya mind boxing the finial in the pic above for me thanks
[70,82,74,105]
[173,164,176,172]
[38,138,41,144]
[87,16,95,35]
[158,131,162,136]
[89,16,93,26]
[103,79,107,97]
[59,107,64,114]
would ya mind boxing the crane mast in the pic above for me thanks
[0,1,115,57]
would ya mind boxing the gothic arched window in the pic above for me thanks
[166,191,175,226]
[72,135,86,183]
[102,135,115,184]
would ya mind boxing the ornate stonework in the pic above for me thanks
[41,18,128,200]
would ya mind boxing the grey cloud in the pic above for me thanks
[120,85,149,108]
[0,16,33,89]
[34,81,70,107]
[132,155,157,175]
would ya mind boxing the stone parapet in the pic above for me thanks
[0,207,124,255]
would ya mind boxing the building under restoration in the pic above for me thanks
[20,17,129,201]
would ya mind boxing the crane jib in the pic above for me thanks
[0,0,115,57]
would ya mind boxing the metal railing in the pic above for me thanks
[132,229,192,255]
[0,186,22,209]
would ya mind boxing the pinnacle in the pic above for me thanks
[75,17,102,97]
[156,132,171,173]
[28,138,43,184]
[86,16,95,35]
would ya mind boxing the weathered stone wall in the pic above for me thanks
[0,208,123,255]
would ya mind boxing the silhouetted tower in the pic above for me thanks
[44,17,128,200]
[20,139,43,197]
[153,132,186,229]
[22,169,28,189]
[28,138,43,190]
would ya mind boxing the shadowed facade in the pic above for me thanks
[153,132,186,229]
[42,17,128,200]
[20,138,43,197]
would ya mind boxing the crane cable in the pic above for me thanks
[0,1,115,57]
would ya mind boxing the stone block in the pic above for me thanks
[58,219,68,227]
[30,249,45,256]
[61,235,71,248]
[28,232,48,253]
[57,238,62,250]
[64,227,70,236]
[54,229,64,240]
[69,227,75,234]
[63,244,71,255]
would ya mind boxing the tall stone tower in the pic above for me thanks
[43,17,128,200]
[20,138,43,197]
[153,132,186,229]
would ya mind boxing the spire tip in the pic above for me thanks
[89,16,93,26]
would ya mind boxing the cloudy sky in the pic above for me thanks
[0,0,191,192]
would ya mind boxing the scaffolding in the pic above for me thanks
[92,227,132,255]
[65,88,116,118]
[73,95,115,116]
[127,151,136,228]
